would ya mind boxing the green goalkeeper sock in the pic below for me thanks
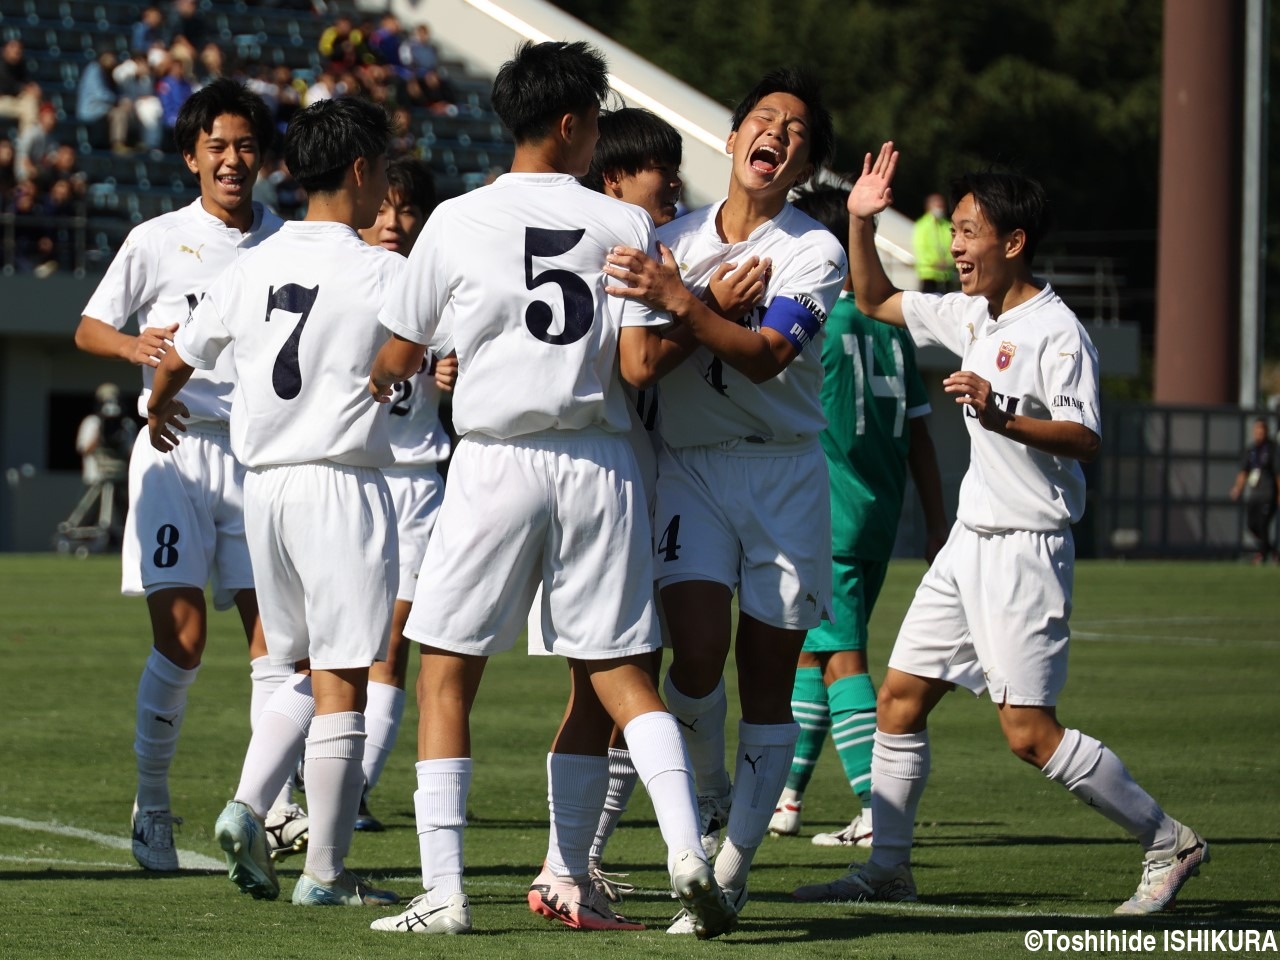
[784,667,829,794]
[829,673,878,800]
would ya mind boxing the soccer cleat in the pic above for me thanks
[668,849,739,939]
[292,870,400,907]
[265,802,309,861]
[1114,823,1209,915]
[131,803,182,872]
[768,799,803,836]
[354,787,384,832]
[527,864,646,930]
[791,862,917,903]
[811,812,873,848]
[370,892,472,933]
[214,800,279,900]
[667,879,746,936]
[587,863,636,904]
[696,792,731,859]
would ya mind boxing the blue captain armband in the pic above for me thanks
[761,296,824,353]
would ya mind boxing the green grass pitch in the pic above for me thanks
[1,555,1277,959]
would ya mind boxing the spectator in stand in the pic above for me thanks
[41,175,80,274]
[305,70,339,106]
[388,106,415,156]
[113,52,165,153]
[0,39,41,135]
[77,49,132,153]
[168,0,208,52]
[131,6,168,58]
[37,144,86,196]
[912,191,956,293]
[15,103,58,184]
[368,14,407,75]
[10,180,50,274]
[402,24,454,114]
[318,15,368,71]
[156,54,195,134]
[196,43,228,85]
[0,137,18,197]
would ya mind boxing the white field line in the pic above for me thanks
[0,854,132,869]
[0,815,224,870]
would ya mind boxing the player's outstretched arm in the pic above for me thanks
[943,370,1100,462]
[849,142,906,327]
[74,315,180,367]
[907,415,949,563]
[606,244,795,383]
[370,334,427,402]
[146,348,193,452]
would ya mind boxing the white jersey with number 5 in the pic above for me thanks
[82,199,284,423]
[175,221,400,469]
[379,173,666,440]
[656,200,847,448]
[901,284,1101,533]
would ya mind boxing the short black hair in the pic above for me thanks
[730,67,834,173]
[491,40,609,144]
[791,187,853,257]
[173,78,274,158]
[580,107,682,194]
[284,96,392,194]
[386,155,436,217]
[950,170,1052,264]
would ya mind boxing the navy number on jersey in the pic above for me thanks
[524,227,593,345]
[264,283,321,400]
[657,515,681,561]
[153,523,180,568]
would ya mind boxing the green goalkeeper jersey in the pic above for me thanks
[821,291,931,559]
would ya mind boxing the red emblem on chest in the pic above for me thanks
[996,340,1017,371]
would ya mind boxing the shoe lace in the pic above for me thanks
[588,866,635,903]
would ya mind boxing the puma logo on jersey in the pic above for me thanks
[805,593,817,609]
[743,752,762,775]
[178,243,205,261]
[966,322,976,343]
[1058,351,1078,358]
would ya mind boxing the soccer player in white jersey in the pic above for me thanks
[355,156,457,832]
[368,41,735,939]
[72,79,308,871]
[793,144,1206,914]
[603,68,847,930]
[147,96,404,909]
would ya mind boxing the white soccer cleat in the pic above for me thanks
[696,792,731,859]
[768,799,803,836]
[667,879,746,936]
[292,870,400,907]
[1114,822,1209,915]
[131,803,181,872]
[527,864,645,930]
[668,849,739,939]
[792,862,916,903]
[264,802,309,861]
[370,892,472,933]
[214,800,278,900]
[811,812,873,848]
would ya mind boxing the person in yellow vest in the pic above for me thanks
[912,192,955,292]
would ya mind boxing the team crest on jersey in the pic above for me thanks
[996,340,1017,371]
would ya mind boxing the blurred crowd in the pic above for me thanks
[0,2,459,276]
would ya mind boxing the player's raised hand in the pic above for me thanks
[433,352,458,393]
[133,323,180,367]
[705,256,771,322]
[604,242,690,314]
[147,397,189,452]
[848,142,899,220]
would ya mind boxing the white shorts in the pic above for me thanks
[406,431,659,660]
[384,466,444,604]
[653,441,832,631]
[120,422,252,611]
[889,521,1073,706]
[243,462,397,670]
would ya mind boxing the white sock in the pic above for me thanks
[134,649,199,810]
[302,711,365,883]
[589,747,639,864]
[716,720,799,890]
[249,656,292,729]
[414,758,471,905]
[779,786,802,807]
[235,673,314,817]
[362,681,405,793]
[662,672,730,797]
[866,729,930,873]
[1042,727,1176,854]
[545,753,609,879]
[622,712,704,870]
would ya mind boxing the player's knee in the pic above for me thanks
[1003,728,1057,768]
